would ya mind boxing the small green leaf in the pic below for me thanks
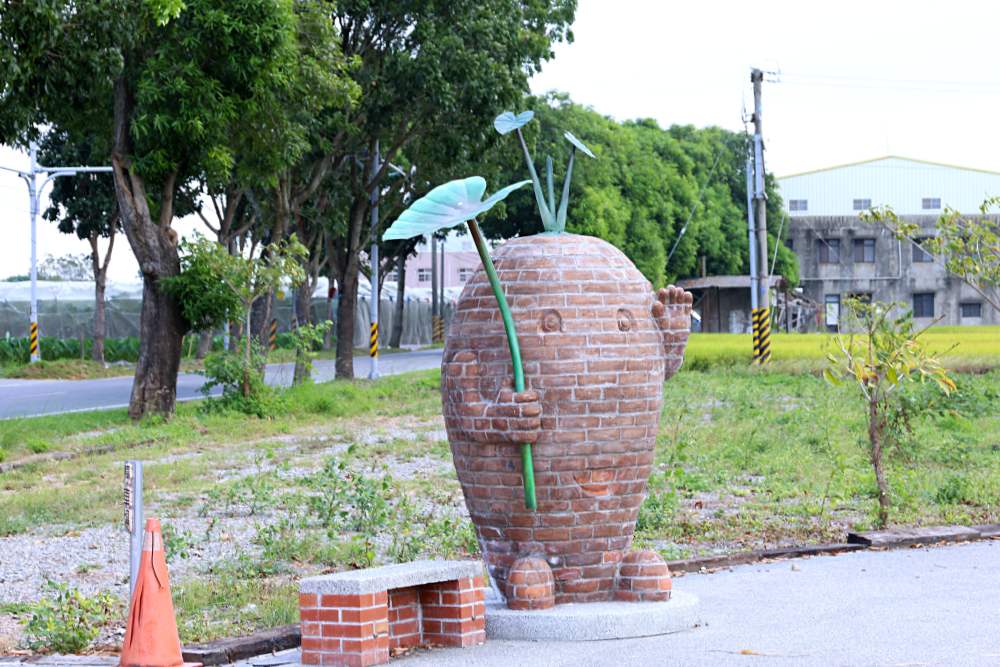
[494,110,534,135]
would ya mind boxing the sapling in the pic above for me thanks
[824,298,955,527]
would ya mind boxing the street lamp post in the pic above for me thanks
[1,142,113,362]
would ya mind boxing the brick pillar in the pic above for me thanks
[418,576,486,647]
[299,592,390,667]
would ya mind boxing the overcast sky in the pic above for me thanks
[4,0,1000,280]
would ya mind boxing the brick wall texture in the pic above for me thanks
[299,576,486,666]
[442,233,688,605]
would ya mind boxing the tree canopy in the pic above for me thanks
[482,95,798,288]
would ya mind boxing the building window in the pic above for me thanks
[912,238,934,263]
[913,292,935,318]
[385,270,398,283]
[960,302,982,319]
[847,292,872,304]
[417,268,432,282]
[852,198,872,211]
[824,294,841,330]
[789,199,808,212]
[921,197,941,210]
[458,267,476,283]
[817,238,840,263]
[853,238,876,263]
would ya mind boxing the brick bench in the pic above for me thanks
[299,560,486,667]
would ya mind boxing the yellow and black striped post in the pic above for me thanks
[752,307,771,365]
[369,321,379,358]
[268,318,277,352]
[29,320,40,362]
[432,315,444,343]
[751,308,761,363]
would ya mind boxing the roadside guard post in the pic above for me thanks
[124,460,144,596]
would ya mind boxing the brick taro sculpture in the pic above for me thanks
[383,110,692,609]
[442,233,692,606]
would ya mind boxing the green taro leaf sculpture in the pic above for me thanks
[383,176,538,510]
[383,177,530,240]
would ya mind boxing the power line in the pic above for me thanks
[773,71,1000,95]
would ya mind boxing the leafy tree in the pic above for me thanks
[864,203,1000,313]
[322,0,577,379]
[38,129,118,362]
[824,298,955,527]
[164,234,306,398]
[0,0,307,418]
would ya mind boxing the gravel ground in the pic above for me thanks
[0,416,455,651]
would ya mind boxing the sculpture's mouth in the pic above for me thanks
[573,469,614,497]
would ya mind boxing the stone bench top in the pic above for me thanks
[300,560,483,595]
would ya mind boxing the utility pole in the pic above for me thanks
[439,233,446,336]
[1,142,113,362]
[751,68,772,364]
[430,234,439,342]
[745,152,759,341]
[368,141,381,379]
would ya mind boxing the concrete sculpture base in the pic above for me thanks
[484,590,700,641]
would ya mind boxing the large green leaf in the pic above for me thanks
[383,177,531,241]
[494,110,534,135]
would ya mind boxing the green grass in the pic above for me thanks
[0,371,443,535]
[636,367,1000,557]
[684,326,1000,372]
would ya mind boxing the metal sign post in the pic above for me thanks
[0,142,113,363]
[123,460,143,596]
[368,141,382,379]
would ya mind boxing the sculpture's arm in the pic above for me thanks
[444,351,542,443]
[652,285,694,381]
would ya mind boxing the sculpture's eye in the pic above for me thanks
[617,308,635,332]
[541,309,563,333]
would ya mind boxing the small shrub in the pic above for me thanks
[24,581,116,654]
[201,345,287,418]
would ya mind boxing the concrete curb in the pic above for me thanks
[484,590,700,642]
[666,524,1000,575]
[182,624,300,666]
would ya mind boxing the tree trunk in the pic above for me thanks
[129,275,186,418]
[93,276,107,363]
[868,399,891,528]
[334,201,367,379]
[389,253,406,348]
[292,278,315,385]
[196,331,213,359]
[111,73,187,419]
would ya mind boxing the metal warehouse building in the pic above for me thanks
[778,156,1000,328]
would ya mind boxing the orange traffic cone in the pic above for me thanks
[120,518,190,667]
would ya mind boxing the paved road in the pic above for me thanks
[399,540,1000,667]
[0,349,443,419]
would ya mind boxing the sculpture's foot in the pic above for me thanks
[505,557,555,610]
[615,550,672,602]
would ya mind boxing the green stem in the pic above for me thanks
[467,217,536,510]
[556,148,576,232]
[516,128,554,230]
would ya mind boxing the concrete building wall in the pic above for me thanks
[787,214,999,328]
[779,157,1000,329]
